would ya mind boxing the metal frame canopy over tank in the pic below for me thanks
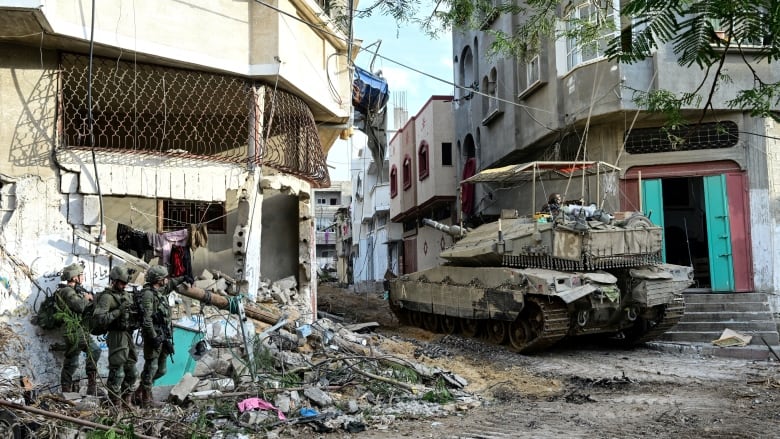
[461,160,620,215]
[389,161,693,353]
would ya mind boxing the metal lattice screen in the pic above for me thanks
[60,53,329,187]
[260,87,330,187]
[625,121,739,154]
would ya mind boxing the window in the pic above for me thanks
[441,142,452,166]
[402,155,412,190]
[315,217,331,231]
[329,197,338,205]
[458,47,475,101]
[518,51,548,98]
[161,200,226,233]
[481,67,502,125]
[711,16,770,48]
[527,55,541,86]
[565,0,618,70]
[316,197,326,205]
[418,141,430,180]
[625,122,739,154]
[390,165,398,198]
[487,68,499,113]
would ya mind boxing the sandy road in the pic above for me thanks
[318,284,780,439]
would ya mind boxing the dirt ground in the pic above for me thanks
[318,284,780,439]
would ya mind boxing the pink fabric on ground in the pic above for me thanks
[237,397,286,420]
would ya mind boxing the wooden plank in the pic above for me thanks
[73,228,150,269]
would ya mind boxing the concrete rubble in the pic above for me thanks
[0,274,480,438]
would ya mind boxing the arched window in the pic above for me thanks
[390,165,398,198]
[402,155,412,190]
[418,141,430,180]
[458,46,474,100]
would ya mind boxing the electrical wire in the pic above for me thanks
[250,0,559,120]
[87,0,106,244]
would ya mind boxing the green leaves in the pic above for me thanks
[369,0,779,120]
[728,82,780,121]
[629,88,702,129]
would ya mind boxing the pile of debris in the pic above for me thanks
[0,274,479,438]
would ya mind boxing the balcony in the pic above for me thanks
[373,183,391,212]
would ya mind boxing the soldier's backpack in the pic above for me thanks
[82,298,107,336]
[82,286,145,335]
[33,291,64,330]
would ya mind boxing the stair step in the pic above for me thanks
[657,292,780,346]
[683,302,770,312]
[673,321,779,332]
[682,292,769,304]
[680,311,775,322]
[659,331,780,345]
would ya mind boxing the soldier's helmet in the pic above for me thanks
[61,263,84,281]
[109,265,132,283]
[145,265,169,284]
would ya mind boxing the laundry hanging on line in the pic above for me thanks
[117,223,154,259]
[116,222,208,270]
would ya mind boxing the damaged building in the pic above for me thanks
[0,0,352,386]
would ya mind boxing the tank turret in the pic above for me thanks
[388,161,693,353]
[421,218,468,238]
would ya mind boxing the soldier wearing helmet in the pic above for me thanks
[56,262,102,395]
[92,264,138,406]
[134,265,186,408]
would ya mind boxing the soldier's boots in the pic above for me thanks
[135,386,162,408]
[132,386,144,406]
[86,372,97,396]
[122,391,135,408]
[108,391,122,406]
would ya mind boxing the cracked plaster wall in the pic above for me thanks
[0,44,318,386]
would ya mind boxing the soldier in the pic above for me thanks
[541,193,563,216]
[92,265,138,406]
[134,265,181,408]
[57,263,102,395]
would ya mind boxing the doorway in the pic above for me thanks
[641,175,734,291]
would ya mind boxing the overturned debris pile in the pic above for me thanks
[0,278,479,437]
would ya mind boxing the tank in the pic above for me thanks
[388,161,694,353]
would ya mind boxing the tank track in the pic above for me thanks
[516,296,570,353]
[631,297,686,344]
[391,295,571,354]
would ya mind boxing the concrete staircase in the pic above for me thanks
[655,292,780,360]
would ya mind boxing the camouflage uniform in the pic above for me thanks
[139,278,179,390]
[58,285,101,392]
[92,283,138,400]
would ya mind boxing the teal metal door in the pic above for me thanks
[641,179,666,261]
[154,326,204,386]
[703,175,734,291]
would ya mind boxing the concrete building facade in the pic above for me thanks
[0,0,352,385]
[451,3,780,310]
[389,96,457,275]
[350,140,402,292]
[313,181,351,271]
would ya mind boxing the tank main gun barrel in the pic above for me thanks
[422,218,467,237]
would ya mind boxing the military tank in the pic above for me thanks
[388,161,693,353]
